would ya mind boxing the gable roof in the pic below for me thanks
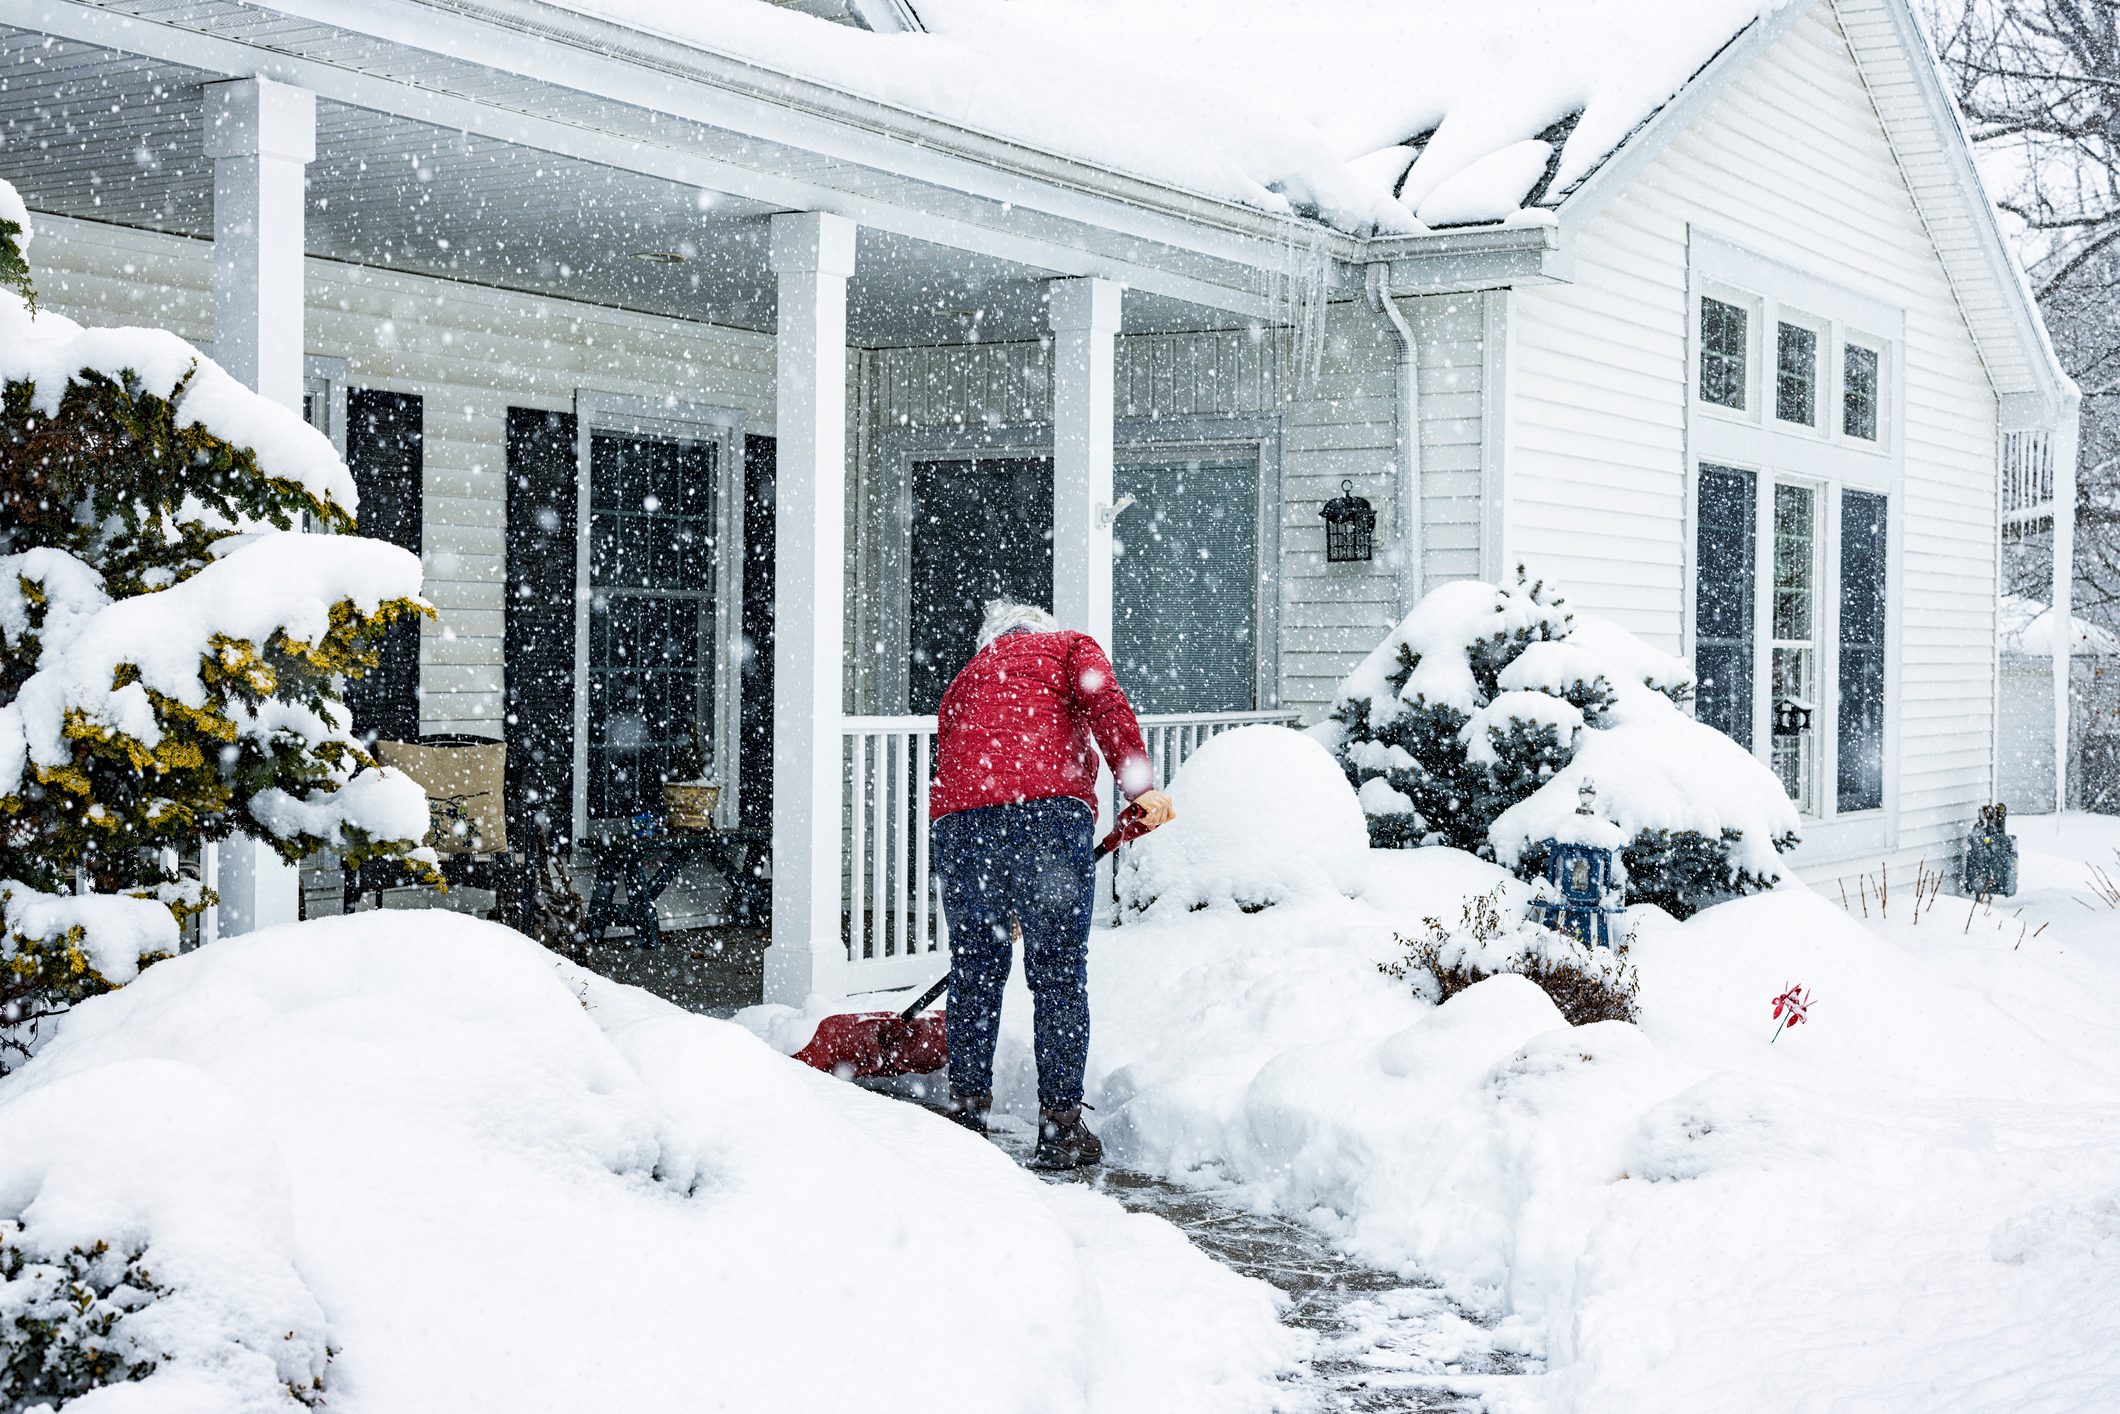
[555,0,1780,236]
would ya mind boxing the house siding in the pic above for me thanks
[1504,0,2000,877]
[862,297,1484,716]
[24,212,779,741]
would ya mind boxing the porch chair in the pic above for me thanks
[343,733,534,931]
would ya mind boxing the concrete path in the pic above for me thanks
[984,1117,1541,1412]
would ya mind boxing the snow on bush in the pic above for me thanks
[1324,569,1797,915]
[1380,885,1640,1026]
[0,1058,335,1413]
[0,178,434,1066]
[1117,724,1368,916]
[0,912,1297,1412]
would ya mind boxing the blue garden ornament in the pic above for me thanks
[1528,780,1628,949]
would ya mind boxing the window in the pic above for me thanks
[1837,491,1888,812]
[585,430,718,820]
[1843,343,1880,441]
[1113,456,1259,714]
[1689,237,1901,837]
[1699,297,1749,410]
[1770,484,1821,813]
[1776,322,1818,426]
[1694,464,1757,749]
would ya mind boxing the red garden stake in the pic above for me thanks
[1769,983,1813,1043]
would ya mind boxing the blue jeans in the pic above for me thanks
[932,797,1095,1109]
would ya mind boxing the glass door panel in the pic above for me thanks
[586,431,718,820]
[907,456,1054,714]
[1113,456,1258,713]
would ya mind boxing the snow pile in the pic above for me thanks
[972,829,2120,1409]
[555,0,1781,232]
[2000,593,2120,656]
[0,914,1299,1412]
[1117,724,1369,916]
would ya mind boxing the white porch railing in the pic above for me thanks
[2003,428,2057,529]
[839,707,1299,990]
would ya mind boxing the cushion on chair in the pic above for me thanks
[377,737,508,855]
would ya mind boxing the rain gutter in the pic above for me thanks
[1366,262,1423,615]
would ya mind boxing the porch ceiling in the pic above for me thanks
[0,25,1228,345]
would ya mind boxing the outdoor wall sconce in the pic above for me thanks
[1320,479,1376,563]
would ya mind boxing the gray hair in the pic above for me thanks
[977,598,1059,650]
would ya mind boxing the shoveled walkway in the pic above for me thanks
[982,1115,1541,1412]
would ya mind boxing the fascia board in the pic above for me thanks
[1368,226,1565,295]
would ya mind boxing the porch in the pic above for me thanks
[0,13,1371,1004]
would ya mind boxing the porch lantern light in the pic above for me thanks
[1527,781,1628,950]
[1320,479,1376,563]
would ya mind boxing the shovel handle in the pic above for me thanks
[898,803,1158,1022]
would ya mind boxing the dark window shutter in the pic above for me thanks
[344,389,423,745]
[505,408,580,848]
[739,434,776,831]
[1837,491,1888,811]
[1695,464,1757,748]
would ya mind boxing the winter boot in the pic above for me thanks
[942,1091,992,1134]
[1031,1106,1102,1170]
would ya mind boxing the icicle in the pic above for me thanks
[1262,216,1332,397]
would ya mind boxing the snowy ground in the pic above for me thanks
[10,819,2119,1412]
[954,815,2120,1412]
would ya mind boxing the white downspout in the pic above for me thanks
[2051,389,2081,815]
[1366,263,1423,615]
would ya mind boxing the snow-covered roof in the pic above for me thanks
[554,0,1781,235]
[2000,595,2120,658]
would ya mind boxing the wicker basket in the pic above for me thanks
[662,782,721,833]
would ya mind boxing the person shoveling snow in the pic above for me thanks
[927,599,1172,1168]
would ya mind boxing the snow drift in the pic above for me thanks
[0,914,1299,1413]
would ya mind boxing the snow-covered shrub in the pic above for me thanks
[1325,569,1797,916]
[1379,886,1640,1027]
[0,179,436,1066]
[1,1225,167,1408]
[1117,724,1368,916]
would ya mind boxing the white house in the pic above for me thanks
[0,0,2075,1003]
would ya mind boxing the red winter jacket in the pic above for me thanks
[929,629,1152,822]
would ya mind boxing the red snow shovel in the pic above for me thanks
[793,804,1156,1080]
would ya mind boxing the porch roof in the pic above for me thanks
[557,0,1778,238]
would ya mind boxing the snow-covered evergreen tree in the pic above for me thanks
[0,181,436,1065]
[1324,568,1798,915]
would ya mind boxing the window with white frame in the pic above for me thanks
[1775,319,1820,428]
[1699,296,1750,411]
[1688,234,1901,835]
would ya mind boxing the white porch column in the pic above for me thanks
[1048,277,1121,649]
[203,76,315,938]
[765,212,856,1006]
[2052,396,2081,813]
